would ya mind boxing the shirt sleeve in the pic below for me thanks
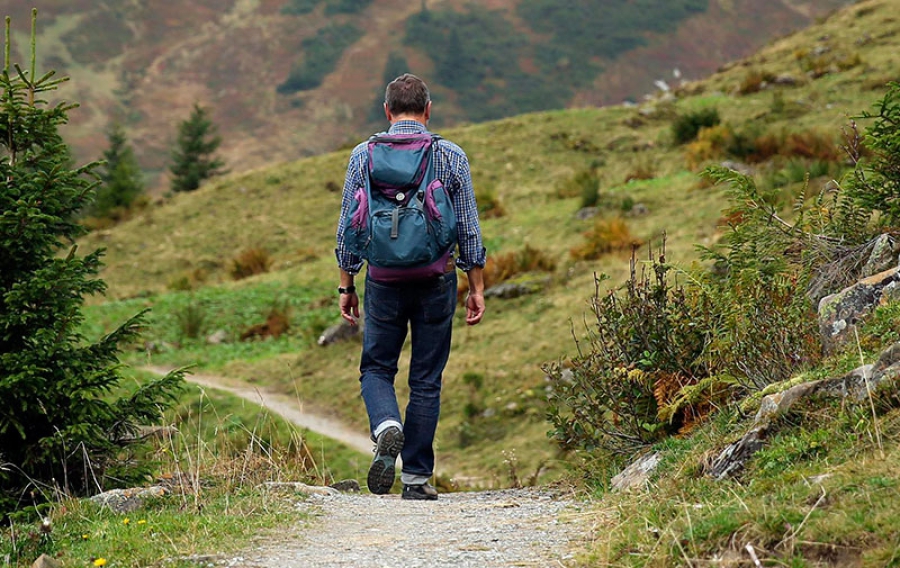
[335,145,367,274]
[446,145,487,271]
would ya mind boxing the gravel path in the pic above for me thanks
[144,366,590,567]
[228,487,586,568]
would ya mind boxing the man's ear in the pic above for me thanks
[384,103,392,122]
[423,101,432,122]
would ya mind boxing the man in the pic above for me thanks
[335,74,486,500]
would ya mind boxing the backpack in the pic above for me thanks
[342,133,457,282]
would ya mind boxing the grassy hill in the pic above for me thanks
[78,0,900,492]
[4,0,853,191]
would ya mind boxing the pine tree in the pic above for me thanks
[169,103,225,192]
[90,122,143,219]
[0,12,183,515]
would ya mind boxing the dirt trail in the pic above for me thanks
[144,366,591,567]
[143,365,373,455]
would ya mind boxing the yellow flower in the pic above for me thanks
[123,518,130,525]
[137,520,147,525]
[81,534,90,540]
[93,558,107,567]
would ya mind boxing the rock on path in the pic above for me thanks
[226,487,584,568]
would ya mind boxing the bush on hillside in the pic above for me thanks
[546,246,716,455]
[570,217,641,261]
[230,247,273,280]
[844,81,900,227]
[672,107,721,145]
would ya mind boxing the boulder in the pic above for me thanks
[90,486,169,513]
[611,452,661,492]
[861,234,900,278]
[484,277,550,300]
[262,482,340,496]
[317,320,361,346]
[817,267,900,353]
[32,555,62,568]
[329,479,361,493]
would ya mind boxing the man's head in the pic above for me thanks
[384,73,431,123]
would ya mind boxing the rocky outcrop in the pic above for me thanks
[817,267,900,353]
[861,234,900,277]
[90,486,170,513]
[484,276,551,300]
[704,341,900,480]
[611,452,661,491]
[317,320,361,346]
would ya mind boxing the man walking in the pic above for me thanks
[335,74,486,500]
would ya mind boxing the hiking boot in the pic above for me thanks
[367,426,404,495]
[401,483,438,501]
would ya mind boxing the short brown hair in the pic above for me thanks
[384,73,430,116]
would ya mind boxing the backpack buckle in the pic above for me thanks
[395,192,406,202]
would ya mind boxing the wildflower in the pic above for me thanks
[93,558,107,567]
[137,520,147,525]
[82,534,90,540]
[123,518,130,525]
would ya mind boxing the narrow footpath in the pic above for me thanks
[143,365,373,455]
[144,366,591,567]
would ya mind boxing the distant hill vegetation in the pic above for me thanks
[4,0,853,190]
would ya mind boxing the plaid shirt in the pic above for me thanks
[335,120,486,274]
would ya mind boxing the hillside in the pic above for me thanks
[4,0,853,190]
[77,0,900,490]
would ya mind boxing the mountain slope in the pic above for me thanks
[78,0,900,483]
[5,0,852,190]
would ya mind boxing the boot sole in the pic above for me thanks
[367,427,404,495]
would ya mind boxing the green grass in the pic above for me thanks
[0,377,367,567]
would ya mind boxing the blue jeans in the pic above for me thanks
[359,271,457,480]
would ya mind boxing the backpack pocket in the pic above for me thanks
[424,179,457,252]
[368,207,438,268]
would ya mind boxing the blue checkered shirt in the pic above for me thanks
[335,120,487,275]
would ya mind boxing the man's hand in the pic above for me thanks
[340,292,360,325]
[465,291,485,326]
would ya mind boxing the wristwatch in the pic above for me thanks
[338,285,356,294]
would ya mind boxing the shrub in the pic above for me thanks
[457,244,557,300]
[672,107,721,145]
[175,300,207,341]
[685,124,735,169]
[546,246,714,455]
[230,247,273,280]
[487,244,557,284]
[623,156,657,183]
[844,81,900,227]
[570,217,642,261]
[239,304,291,341]
[476,187,506,219]
[738,69,775,95]
[556,168,601,206]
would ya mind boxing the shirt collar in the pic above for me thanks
[388,120,428,135]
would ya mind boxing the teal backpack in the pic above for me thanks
[342,133,457,281]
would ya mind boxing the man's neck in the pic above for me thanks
[390,114,427,125]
